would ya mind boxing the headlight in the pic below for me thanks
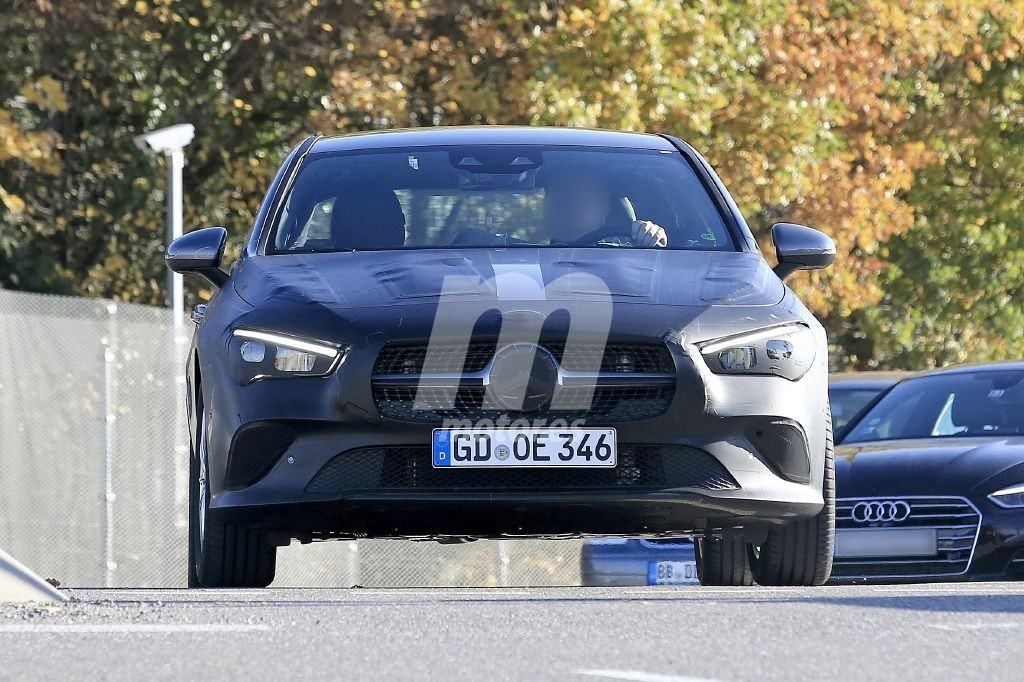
[699,323,815,381]
[228,329,346,383]
[989,484,1024,509]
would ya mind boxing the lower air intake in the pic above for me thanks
[306,445,739,494]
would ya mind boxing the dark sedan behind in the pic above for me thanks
[829,371,907,434]
[833,362,1024,582]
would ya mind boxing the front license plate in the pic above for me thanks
[834,528,938,558]
[648,561,699,585]
[432,428,616,468]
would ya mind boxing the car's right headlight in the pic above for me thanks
[228,328,346,383]
[989,484,1024,509]
[699,323,815,381]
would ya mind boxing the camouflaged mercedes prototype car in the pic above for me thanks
[167,127,836,587]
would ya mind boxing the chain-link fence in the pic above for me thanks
[0,288,585,587]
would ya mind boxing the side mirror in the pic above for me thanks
[166,226,229,287]
[771,223,836,281]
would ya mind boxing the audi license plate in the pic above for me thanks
[432,428,616,468]
[834,528,938,558]
[648,561,699,585]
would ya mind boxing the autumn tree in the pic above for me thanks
[2,0,1024,369]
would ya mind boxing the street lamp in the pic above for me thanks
[134,124,195,533]
[134,123,195,339]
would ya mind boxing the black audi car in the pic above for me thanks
[834,362,1024,582]
[166,127,838,587]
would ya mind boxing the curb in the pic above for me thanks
[0,548,67,603]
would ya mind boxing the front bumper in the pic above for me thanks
[198,319,829,542]
[213,491,820,543]
[204,424,824,543]
[830,496,1024,583]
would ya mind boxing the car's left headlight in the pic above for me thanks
[989,483,1024,509]
[699,323,815,381]
[228,329,346,383]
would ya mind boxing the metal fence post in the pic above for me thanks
[101,302,118,587]
[347,541,361,587]
[498,540,510,587]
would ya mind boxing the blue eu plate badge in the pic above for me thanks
[433,430,452,467]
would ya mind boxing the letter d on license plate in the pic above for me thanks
[432,428,616,468]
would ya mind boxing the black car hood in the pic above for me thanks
[233,248,783,309]
[836,437,1024,497]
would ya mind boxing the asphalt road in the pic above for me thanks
[1,583,1023,681]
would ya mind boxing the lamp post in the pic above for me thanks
[134,124,196,538]
[133,123,195,338]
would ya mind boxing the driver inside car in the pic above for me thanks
[544,172,669,248]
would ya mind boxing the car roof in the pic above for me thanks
[309,126,679,154]
[829,371,911,390]
[909,360,1024,378]
[830,363,1024,391]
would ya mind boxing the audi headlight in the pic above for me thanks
[989,484,1024,509]
[228,329,346,383]
[699,323,815,380]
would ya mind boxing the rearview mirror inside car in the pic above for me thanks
[771,223,836,281]
[166,226,228,287]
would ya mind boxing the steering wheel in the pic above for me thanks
[447,227,528,247]
[566,196,639,246]
[567,224,635,247]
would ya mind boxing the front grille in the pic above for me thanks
[371,341,676,423]
[306,445,739,494]
[373,385,673,422]
[373,342,674,376]
[373,343,496,375]
[831,497,981,580]
[546,343,675,373]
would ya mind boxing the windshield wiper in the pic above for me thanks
[294,247,357,254]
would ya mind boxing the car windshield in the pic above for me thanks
[829,387,884,432]
[270,145,735,252]
[843,370,1024,443]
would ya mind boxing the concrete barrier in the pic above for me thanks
[0,548,67,603]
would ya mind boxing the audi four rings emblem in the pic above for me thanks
[852,500,912,523]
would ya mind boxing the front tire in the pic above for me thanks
[188,400,277,588]
[695,408,836,587]
[748,410,836,586]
